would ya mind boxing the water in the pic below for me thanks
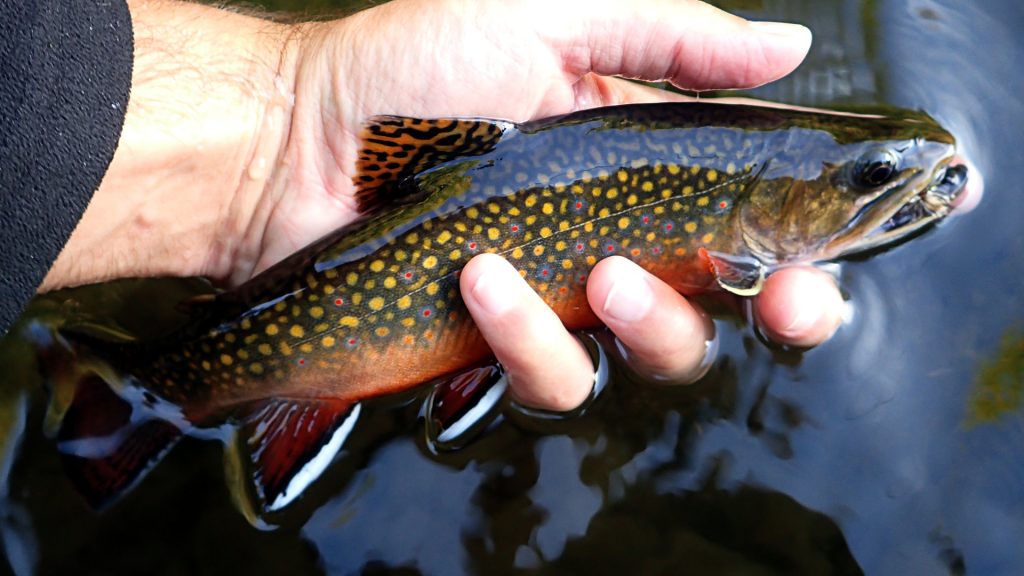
[2,0,1023,574]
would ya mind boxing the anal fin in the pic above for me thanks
[236,398,360,512]
[57,375,182,510]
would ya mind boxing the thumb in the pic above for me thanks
[543,0,811,91]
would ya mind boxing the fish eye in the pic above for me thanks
[853,148,902,189]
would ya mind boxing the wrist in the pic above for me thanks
[41,1,301,291]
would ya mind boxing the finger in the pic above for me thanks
[544,0,811,92]
[586,256,716,383]
[753,266,845,348]
[460,254,595,411]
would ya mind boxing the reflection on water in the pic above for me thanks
[2,0,1024,574]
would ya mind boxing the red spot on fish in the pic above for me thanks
[578,274,588,283]
[652,246,662,255]
[606,244,615,252]
[664,223,674,232]
[510,224,520,233]
[404,271,414,279]
[541,269,550,277]
[559,286,568,294]
[334,298,344,306]
[575,243,585,252]
[347,338,357,347]
[468,242,478,250]
[642,216,650,224]
[298,359,306,366]
[422,309,432,318]
[719,200,728,209]
[575,201,583,210]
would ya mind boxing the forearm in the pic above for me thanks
[41,0,299,291]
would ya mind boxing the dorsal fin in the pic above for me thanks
[355,115,510,213]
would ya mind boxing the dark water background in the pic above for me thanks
[1,0,1023,574]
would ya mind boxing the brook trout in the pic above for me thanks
[40,102,967,517]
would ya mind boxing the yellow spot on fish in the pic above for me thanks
[617,169,629,183]
[426,282,439,296]
[533,245,545,257]
[437,230,452,244]
[542,202,554,215]
[322,336,336,348]
[540,227,553,238]
[240,318,252,330]
[707,169,718,182]
[618,217,630,230]
[238,350,249,360]
[697,196,709,207]
[324,269,338,279]
[487,228,500,241]
[309,306,325,319]
[449,249,461,261]
[423,255,438,269]
[369,296,385,311]
[562,259,573,270]
[346,272,358,286]
[375,326,390,338]
[384,276,397,289]
[290,325,305,338]
[220,354,233,366]
[487,202,501,214]
[279,342,293,356]
[395,249,408,261]
[668,164,681,175]
[511,247,524,259]
[257,343,272,356]
[702,232,715,243]
[201,361,211,371]
[351,293,363,305]
[606,188,618,200]
[300,343,315,354]
[397,295,412,310]
[524,195,537,208]
[249,363,264,375]
[265,324,279,336]
[339,316,359,327]
[401,317,415,328]
[685,222,698,233]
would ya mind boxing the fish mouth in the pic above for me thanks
[849,162,968,254]
[878,163,967,234]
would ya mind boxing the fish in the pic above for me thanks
[33,101,968,519]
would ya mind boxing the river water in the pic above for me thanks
[1,0,1021,574]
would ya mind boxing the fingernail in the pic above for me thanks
[471,264,521,317]
[601,271,654,323]
[749,21,811,39]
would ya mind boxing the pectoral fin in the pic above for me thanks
[234,398,360,512]
[700,248,766,296]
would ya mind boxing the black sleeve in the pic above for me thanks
[0,1,133,337]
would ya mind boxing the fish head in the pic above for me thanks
[736,107,967,266]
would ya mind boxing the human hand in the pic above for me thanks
[43,0,839,414]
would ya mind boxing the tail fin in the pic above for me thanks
[58,375,181,509]
[26,322,182,510]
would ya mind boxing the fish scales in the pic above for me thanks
[139,111,782,414]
